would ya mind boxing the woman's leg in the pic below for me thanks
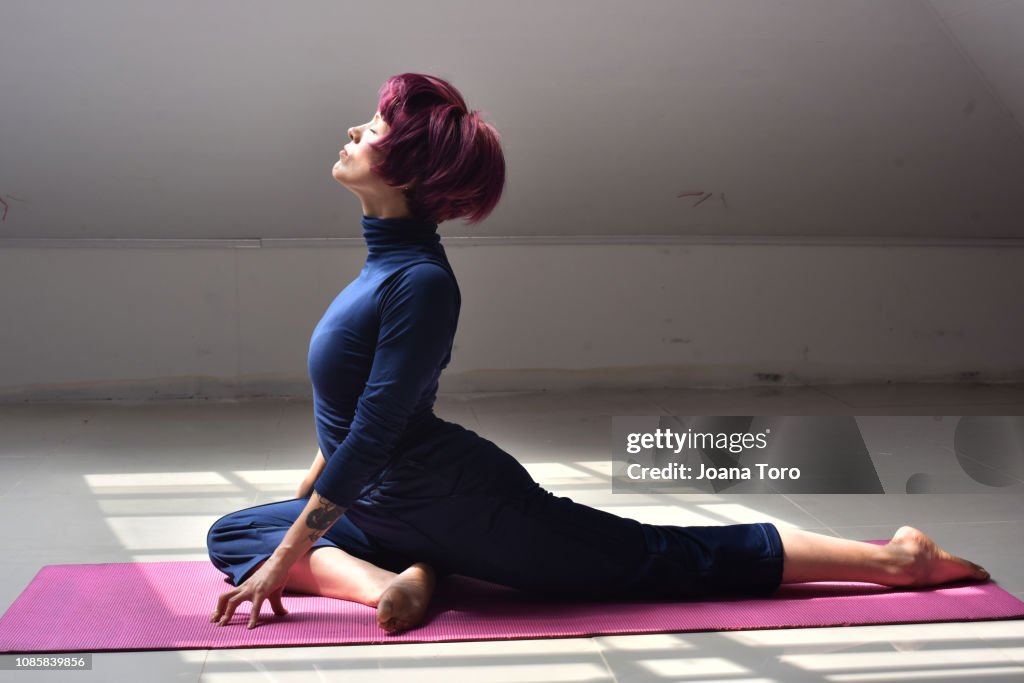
[260,546,395,605]
[266,524,988,621]
[349,457,992,600]
[335,423,992,605]
[778,525,989,586]
[208,497,438,632]
[247,549,436,633]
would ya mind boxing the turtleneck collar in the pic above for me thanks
[361,214,440,252]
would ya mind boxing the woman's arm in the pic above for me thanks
[212,490,347,628]
[295,447,326,499]
[277,491,346,560]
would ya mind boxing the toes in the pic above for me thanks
[380,617,406,634]
[383,618,409,634]
[968,561,990,580]
[377,596,401,633]
[377,596,393,623]
[955,556,988,577]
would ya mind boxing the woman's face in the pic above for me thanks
[332,110,389,194]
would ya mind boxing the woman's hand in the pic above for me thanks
[210,555,292,629]
[211,489,346,629]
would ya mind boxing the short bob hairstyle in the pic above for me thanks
[367,73,506,225]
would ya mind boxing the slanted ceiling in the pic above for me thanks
[0,0,1021,240]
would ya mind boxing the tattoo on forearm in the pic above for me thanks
[305,494,346,542]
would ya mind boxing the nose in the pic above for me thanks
[347,126,358,142]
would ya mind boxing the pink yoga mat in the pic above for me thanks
[2,545,1022,653]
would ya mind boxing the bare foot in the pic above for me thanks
[885,526,990,587]
[376,562,436,634]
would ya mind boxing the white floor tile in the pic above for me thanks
[784,492,1024,527]
[979,622,1024,669]
[0,456,47,496]
[0,403,88,457]
[201,639,614,682]
[597,622,1024,683]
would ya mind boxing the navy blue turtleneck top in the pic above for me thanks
[309,214,461,508]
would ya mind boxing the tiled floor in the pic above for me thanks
[1,383,1023,682]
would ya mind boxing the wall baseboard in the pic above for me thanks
[2,366,1022,404]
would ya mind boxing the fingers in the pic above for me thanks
[207,588,250,627]
[210,589,233,624]
[248,597,263,629]
[210,590,231,622]
[245,589,291,628]
[270,589,289,617]
[209,588,289,629]
[211,590,245,626]
[212,593,257,628]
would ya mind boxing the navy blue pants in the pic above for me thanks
[207,419,784,600]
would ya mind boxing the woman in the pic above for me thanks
[206,73,990,633]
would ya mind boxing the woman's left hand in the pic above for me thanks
[210,555,291,629]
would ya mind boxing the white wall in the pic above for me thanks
[1,237,1020,401]
[2,1,1023,400]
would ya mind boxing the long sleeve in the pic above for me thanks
[314,262,459,507]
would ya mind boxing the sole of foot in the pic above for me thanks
[377,562,437,634]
